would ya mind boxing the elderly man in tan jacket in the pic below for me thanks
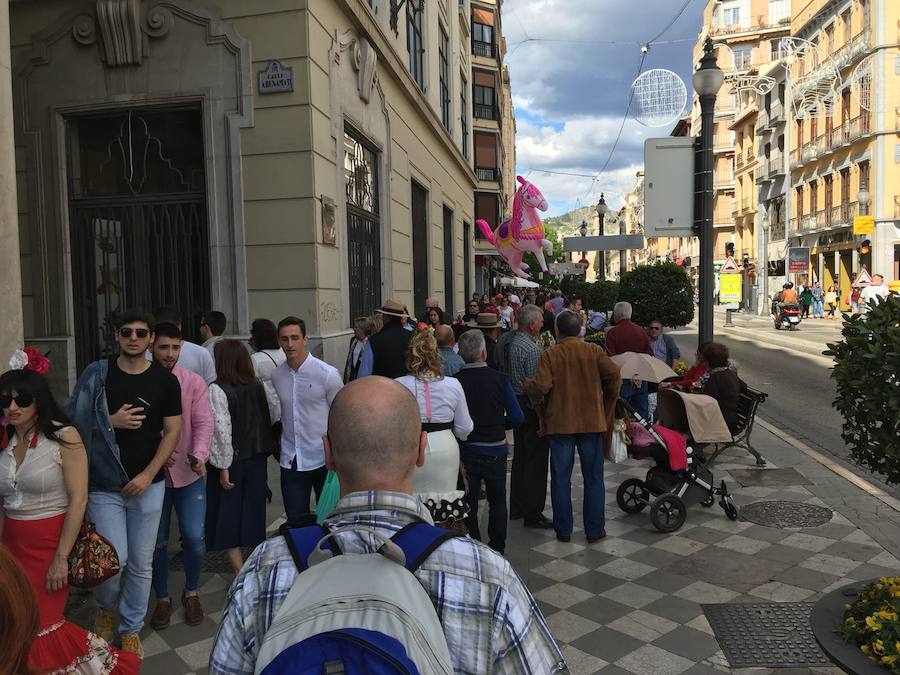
[525,310,621,544]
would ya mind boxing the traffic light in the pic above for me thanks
[858,239,871,255]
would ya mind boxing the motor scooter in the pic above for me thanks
[774,303,801,330]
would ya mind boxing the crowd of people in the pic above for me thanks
[771,273,891,320]
[0,288,759,674]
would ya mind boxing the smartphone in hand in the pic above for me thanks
[133,397,151,411]
[187,453,200,469]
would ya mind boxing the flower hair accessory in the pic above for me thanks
[8,347,51,374]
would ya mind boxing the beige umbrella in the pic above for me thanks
[610,351,678,384]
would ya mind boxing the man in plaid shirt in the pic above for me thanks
[497,304,553,529]
[209,376,567,675]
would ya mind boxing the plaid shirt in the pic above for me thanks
[209,491,568,675]
[496,330,541,396]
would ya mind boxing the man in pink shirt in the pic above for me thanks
[149,322,213,629]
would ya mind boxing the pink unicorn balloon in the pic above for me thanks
[476,176,553,280]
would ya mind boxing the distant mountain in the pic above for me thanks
[544,205,618,236]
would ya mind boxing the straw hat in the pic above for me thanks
[376,299,410,319]
[466,312,501,329]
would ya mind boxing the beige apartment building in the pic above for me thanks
[694,0,792,267]
[470,0,516,297]
[789,0,899,307]
[5,0,483,388]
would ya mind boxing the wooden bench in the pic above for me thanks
[707,386,768,466]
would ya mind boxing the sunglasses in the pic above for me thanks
[119,327,151,338]
[0,392,34,409]
[649,326,662,331]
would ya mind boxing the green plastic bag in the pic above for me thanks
[315,471,341,524]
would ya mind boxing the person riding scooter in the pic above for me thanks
[772,283,802,329]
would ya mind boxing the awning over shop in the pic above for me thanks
[473,7,494,25]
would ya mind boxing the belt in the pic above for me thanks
[422,422,454,433]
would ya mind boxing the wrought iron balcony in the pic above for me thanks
[473,40,495,58]
[473,103,497,120]
[476,167,499,182]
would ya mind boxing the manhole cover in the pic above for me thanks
[170,548,254,573]
[729,468,812,487]
[703,602,832,668]
[740,500,833,529]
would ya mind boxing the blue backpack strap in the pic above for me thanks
[390,522,459,574]
[283,525,340,572]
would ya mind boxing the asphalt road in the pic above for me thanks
[670,330,900,499]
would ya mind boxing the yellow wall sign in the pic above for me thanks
[853,215,874,235]
[719,273,742,304]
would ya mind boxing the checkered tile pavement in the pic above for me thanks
[68,428,900,674]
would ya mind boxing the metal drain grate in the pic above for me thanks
[170,548,255,573]
[703,602,832,668]
[739,500,833,529]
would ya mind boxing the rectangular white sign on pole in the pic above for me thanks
[643,137,695,238]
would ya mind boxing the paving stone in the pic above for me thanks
[531,559,591,583]
[748,581,816,602]
[600,582,666,609]
[568,594,635,625]
[545,609,603,643]
[841,529,879,546]
[773,565,842,592]
[685,613,715,636]
[653,536,710,557]
[642,594,706,623]
[596,558,656,581]
[674,581,740,604]
[570,627,644,662]
[756,543,817,565]
[615,643,695,675]
[533,539,587,558]
[596,665,635,675]
[799,552,862,577]
[560,644,608,674]
[667,546,789,593]
[653,625,723,662]
[682,664,727,675]
[634,570,695,594]
[868,550,900,568]
[618,527,674,546]
[174,637,216,671]
[714,534,772,555]
[534,582,596,610]
[737,524,792,543]
[779,532,837,552]
[590,537,648,558]
[564,547,617,569]
[679,525,733,545]
[821,539,885,563]
[607,610,677,643]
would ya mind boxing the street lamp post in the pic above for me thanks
[596,194,608,281]
[693,37,724,348]
[619,208,627,276]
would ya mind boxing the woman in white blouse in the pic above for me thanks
[395,332,473,527]
[207,341,279,574]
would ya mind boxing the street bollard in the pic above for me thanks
[724,309,734,327]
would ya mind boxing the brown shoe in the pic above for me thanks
[150,598,172,629]
[93,608,116,643]
[182,591,204,627]
[120,633,144,659]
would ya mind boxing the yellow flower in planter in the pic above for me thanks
[873,639,885,655]
[882,655,898,666]
[866,616,882,631]
[876,610,898,621]
[862,645,872,655]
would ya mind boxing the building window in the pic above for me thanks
[443,206,454,315]
[472,8,495,57]
[768,0,790,24]
[723,5,741,27]
[407,1,425,89]
[841,10,852,42]
[439,27,451,129]
[474,132,498,182]
[473,84,496,119]
[411,181,429,317]
[732,46,752,71]
[460,74,469,158]
[475,192,499,237]
[344,129,381,321]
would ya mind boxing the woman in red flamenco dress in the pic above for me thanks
[0,365,139,674]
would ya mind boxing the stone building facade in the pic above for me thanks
[7,0,481,387]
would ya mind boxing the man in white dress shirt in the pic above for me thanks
[154,306,216,384]
[271,316,343,522]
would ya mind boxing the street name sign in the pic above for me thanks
[643,137,695,238]
[258,60,294,94]
[719,274,742,304]
[788,247,810,274]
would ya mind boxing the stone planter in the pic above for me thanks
[811,580,890,675]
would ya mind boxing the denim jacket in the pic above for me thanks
[64,359,129,491]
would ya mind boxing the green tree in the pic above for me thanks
[617,262,694,327]
[824,295,900,484]
[587,280,619,312]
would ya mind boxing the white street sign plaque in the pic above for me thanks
[258,60,294,94]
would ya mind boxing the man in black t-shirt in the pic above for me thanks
[69,309,182,658]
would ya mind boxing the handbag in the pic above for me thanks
[68,521,120,589]
[607,419,630,463]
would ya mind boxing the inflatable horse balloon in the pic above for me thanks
[476,176,553,280]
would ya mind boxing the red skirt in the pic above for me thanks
[3,514,140,674]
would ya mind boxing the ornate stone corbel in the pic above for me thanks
[337,31,378,104]
[72,1,174,66]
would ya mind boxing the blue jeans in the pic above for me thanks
[461,453,508,553]
[87,481,165,635]
[812,299,824,317]
[620,380,649,420]
[280,465,328,524]
[548,433,605,538]
[152,477,206,598]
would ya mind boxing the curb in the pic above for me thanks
[756,416,900,514]
[716,326,835,362]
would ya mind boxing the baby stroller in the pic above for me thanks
[615,388,738,532]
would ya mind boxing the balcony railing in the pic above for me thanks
[735,153,745,170]
[741,197,753,213]
[714,134,735,150]
[849,113,872,141]
[473,103,497,120]
[715,172,735,188]
[476,167,499,182]
[472,40,495,58]
[769,101,784,123]
[831,122,849,148]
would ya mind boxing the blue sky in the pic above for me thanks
[502,0,708,217]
